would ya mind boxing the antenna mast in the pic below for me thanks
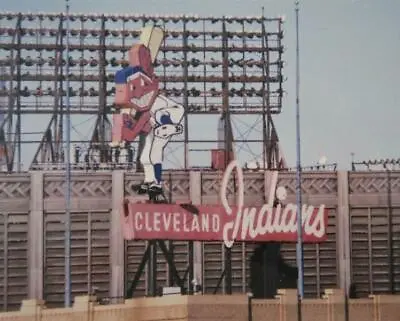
[295,0,305,301]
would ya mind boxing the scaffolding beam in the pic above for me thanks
[0,12,285,172]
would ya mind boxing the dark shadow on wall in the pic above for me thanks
[250,243,298,299]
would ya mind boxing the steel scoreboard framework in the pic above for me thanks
[0,11,285,172]
[0,10,296,303]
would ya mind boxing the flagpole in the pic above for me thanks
[64,0,72,307]
[295,0,305,301]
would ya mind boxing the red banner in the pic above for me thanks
[122,160,329,247]
[122,202,328,246]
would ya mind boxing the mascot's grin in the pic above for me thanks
[130,90,157,109]
[127,72,159,111]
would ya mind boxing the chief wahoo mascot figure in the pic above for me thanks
[112,26,184,197]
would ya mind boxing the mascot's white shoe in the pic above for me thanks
[149,181,163,195]
[132,181,163,196]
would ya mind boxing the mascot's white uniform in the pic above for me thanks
[140,95,184,193]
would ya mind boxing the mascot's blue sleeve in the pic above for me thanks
[159,114,173,125]
[114,66,144,84]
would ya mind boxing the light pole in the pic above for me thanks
[64,0,72,308]
[295,0,305,301]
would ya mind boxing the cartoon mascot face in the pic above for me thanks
[114,44,159,113]
[127,71,159,112]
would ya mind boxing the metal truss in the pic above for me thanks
[0,12,285,171]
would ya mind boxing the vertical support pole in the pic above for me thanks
[224,245,232,294]
[182,18,189,169]
[167,240,175,287]
[386,170,394,293]
[55,15,64,162]
[64,1,72,307]
[28,171,44,299]
[247,294,253,321]
[260,9,269,169]
[190,171,202,293]
[78,19,85,139]
[202,19,207,109]
[167,173,174,287]
[4,14,23,172]
[277,19,284,111]
[98,15,107,161]
[337,171,351,296]
[136,134,146,172]
[147,241,157,296]
[3,213,8,309]
[110,170,125,299]
[241,21,247,110]
[87,212,92,294]
[188,240,194,294]
[221,18,232,295]
[186,170,194,295]
[367,208,373,293]
[6,21,16,172]
[294,0,304,301]
[221,18,232,163]
[15,13,22,171]
[162,21,167,91]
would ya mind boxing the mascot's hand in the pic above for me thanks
[154,124,183,139]
[149,117,157,127]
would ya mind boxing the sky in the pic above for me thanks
[1,0,400,170]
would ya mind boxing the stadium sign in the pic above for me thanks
[122,161,328,245]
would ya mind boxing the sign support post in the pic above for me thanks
[295,0,305,301]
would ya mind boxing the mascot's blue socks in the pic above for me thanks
[153,164,162,184]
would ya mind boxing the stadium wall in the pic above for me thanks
[0,290,399,321]
[0,170,399,310]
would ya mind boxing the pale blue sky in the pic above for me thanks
[1,0,400,169]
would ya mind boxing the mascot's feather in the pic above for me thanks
[139,26,165,63]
